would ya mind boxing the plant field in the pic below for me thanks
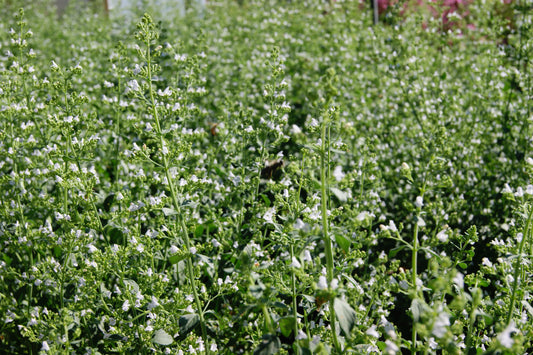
[1,0,532,353]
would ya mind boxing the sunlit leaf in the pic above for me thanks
[253,334,280,355]
[279,316,296,337]
[334,297,356,336]
[152,329,173,345]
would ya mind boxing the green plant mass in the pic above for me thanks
[1,0,532,354]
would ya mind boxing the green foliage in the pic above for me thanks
[0,0,532,353]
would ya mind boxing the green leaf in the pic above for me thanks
[294,343,312,355]
[152,329,173,345]
[104,225,124,244]
[162,207,177,216]
[253,334,281,355]
[279,316,296,337]
[410,298,430,322]
[123,279,139,293]
[260,194,271,207]
[458,262,468,269]
[335,233,351,253]
[2,253,12,265]
[334,297,356,336]
[376,341,386,351]
[272,301,289,310]
[312,342,330,355]
[181,200,198,208]
[198,254,215,277]
[168,252,186,264]
[302,294,315,304]
[194,224,204,238]
[522,300,533,316]
[478,279,490,287]
[102,193,115,212]
[179,314,200,337]
[389,245,406,258]
[107,334,126,341]
[330,187,348,202]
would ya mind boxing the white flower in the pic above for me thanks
[161,143,169,155]
[174,53,187,62]
[158,87,172,97]
[295,330,308,340]
[384,340,399,354]
[453,272,464,289]
[497,321,518,348]
[290,124,302,134]
[309,118,319,127]
[481,257,492,267]
[366,325,379,338]
[303,250,312,263]
[432,312,450,338]
[211,238,221,248]
[526,157,533,165]
[330,278,339,290]
[190,246,197,255]
[290,257,301,268]
[502,183,513,194]
[147,296,160,310]
[317,276,328,290]
[356,211,374,222]
[415,196,424,208]
[50,60,59,70]
[436,227,449,242]
[294,218,306,230]
[122,299,130,311]
[127,79,140,92]
[263,207,276,224]
[41,341,50,351]
[333,165,345,181]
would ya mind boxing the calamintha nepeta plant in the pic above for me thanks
[0,0,532,354]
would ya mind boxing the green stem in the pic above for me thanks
[262,304,274,333]
[411,213,420,355]
[465,283,481,351]
[290,244,299,338]
[320,117,340,353]
[144,39,209,354]
[113,76,123,190]
[506,204,533,326]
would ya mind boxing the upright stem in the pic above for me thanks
[144,40,209,354]
[320,119,340,353]
[411,218,419,355]
[290,244,299,338]
[465,282,481,351]
[506,204,533,326]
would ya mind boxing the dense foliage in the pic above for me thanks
[1,0,532,354]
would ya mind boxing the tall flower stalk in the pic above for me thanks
[319,110,341,353]
[506,202,533,326]
[131,14,209,353]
